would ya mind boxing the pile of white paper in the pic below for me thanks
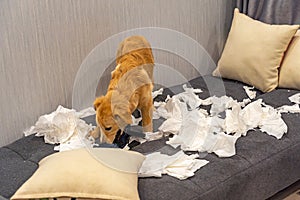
[139,150,209,180]
[152,88,164,99]
[277,93,300,113]
[155,85,289,158]
[243,86,256,99]
[288,93,300,104]
[24,105,96,151]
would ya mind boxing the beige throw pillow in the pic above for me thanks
[213,8,299,92]
[11,148,145,200]
[279,30,300,90]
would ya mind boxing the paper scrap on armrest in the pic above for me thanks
[138,150,209,180]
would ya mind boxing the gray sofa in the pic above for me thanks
[1,75,300,199]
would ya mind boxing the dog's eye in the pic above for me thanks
[104,127,112,131]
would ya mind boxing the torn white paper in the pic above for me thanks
[207,132,239,157]
[152,88,164,99]
[259,105,287,139]
[210,96,235,116]
[24,105,95,151]
[75,107,96,118]
[156,86,288,157]
[243,86,256,99]
[158,98,186,135]
[182,84,203,94]
[276,93,300,114]
[153,102,172,120]
[144,131,164,141]
[54,133,95,152]
[224,103,248,137]
[240,99,264,132]
[224,99,287,139]
[288,93,300,104]
[240,98,252,107]
[131,115,142,125]
[166,109,238,157]
[176,84,203,110]
[201,97,213,106]
[127,132,164,148]
[277,104,300,114]
[138,150,209,180]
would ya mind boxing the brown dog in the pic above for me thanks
[91,35,154,143]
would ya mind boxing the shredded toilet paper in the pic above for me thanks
[136,87,291,178]
[243,86,256,99]
[166,109,239,157]
[277,104,300,114]
[179,84,203,110]
[258,102,287,139]
[139,150,209,180]
[24,85,296,180]
[152,88,164,99]
[277,93,300,114]
[155,85,288,158]
[153,101,172,120]
[210,96,235,116]
[127,132,164,147]
[24,105,96,151]
[131,115,142,125]
[144,131,164,141]
[288,93,300,104]
[183,84,203,94]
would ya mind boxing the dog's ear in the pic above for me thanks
[113,107,133,130]
[93,96,105,110]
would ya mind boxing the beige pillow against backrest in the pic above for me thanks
[213,8,299,92]
[279,30,300,90]
[11,148,145,200]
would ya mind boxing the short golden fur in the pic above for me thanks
[91,36,154,143]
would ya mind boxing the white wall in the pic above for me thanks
[0,0,235,147]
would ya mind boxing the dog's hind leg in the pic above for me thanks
[140,97,153,132]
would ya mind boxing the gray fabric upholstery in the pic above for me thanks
[257,89,300,108]
[135,76,300,200]
[0,75,299,199]
[5,135,55,163]
[0,148,38,198]
[0,195,7,200]
[0,135,55,198]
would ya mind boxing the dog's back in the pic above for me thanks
[108,36,154,91]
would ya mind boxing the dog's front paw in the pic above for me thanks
[87,127,100,139]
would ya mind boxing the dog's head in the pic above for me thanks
[93,94,132,143]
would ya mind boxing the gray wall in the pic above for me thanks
[0,0,235,147]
